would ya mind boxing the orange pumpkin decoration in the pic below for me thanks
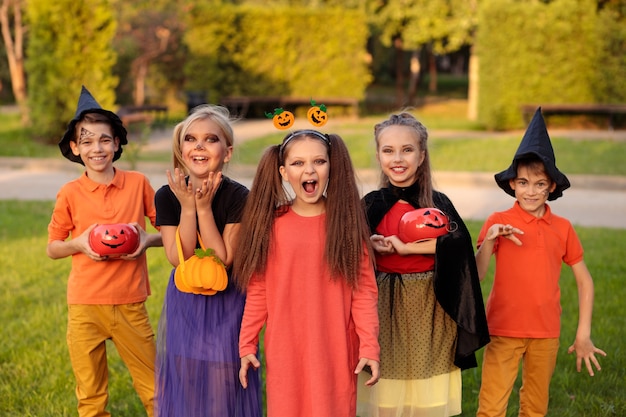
[89,223,140,257]
[174,227,228,295]
[175,261,216,295]
[307,99,328,127]
[266,108,295,130]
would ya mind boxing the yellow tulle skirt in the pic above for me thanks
[358,369,461,417]
[358,271,462,417]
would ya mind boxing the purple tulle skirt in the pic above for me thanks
[155,269,262,417]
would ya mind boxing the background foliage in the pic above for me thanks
[25,0,119,141]
[183,5,371,104]
[476,0,626,130]
[1,0,625,139]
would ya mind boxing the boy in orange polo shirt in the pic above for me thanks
[474,108,606,417]
[47,86,162,417]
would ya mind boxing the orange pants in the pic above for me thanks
[67,303,156,417]
[477,336,559,417]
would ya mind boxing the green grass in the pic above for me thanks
[4,101,626,177]
[462,221,626,416]
[234,122,626,175]
[1,201,624,416]
[429,136,626,176]
[0,113,59,158]
[0,201,169,416]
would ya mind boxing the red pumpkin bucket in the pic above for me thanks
[89,223,140,257]
[398,208,452,243]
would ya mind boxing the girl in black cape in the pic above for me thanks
[358,112,489,417]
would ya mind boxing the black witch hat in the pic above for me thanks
[494,107,570,201]
[59,86,127,165]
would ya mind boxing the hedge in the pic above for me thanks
[182,5,371,106]
[476,0,625,130]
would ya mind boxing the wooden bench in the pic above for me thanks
[521,104,626,130]
[118,105,168,128]
[220,96,359,118]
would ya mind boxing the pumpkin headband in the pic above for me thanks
[265,98,328,130]
[279,129,330,161]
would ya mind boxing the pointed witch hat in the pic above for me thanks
[494,107,570,201]
[59,86,127,165]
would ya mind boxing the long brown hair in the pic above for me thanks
[374,112,434,208]
[233,130,372,290]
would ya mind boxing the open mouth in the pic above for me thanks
[302,180,318,194]
[192,156,208,162]
[312,114,325,124]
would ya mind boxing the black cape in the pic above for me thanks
[363,184,490,369]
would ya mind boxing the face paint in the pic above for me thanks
[79,127,96,142]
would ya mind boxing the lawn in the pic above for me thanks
[1,200,624,416]
[3,102,626,177]
[233,125,626,176]
[1,93,624,415]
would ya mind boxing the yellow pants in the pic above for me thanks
[67,303,156,417]
[477,336,559,417]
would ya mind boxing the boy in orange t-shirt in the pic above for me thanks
[47,86,162,417]
[474,108,606,417]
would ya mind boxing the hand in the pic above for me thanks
[355,358,380,386]
[239,354,260,388]
[166,168,196,210]
[385,235,436,256]
[119,223,146,260]
[79,224,108,261]
[194,171,222,212]
[486,223,524,246]
[567,338,607,376]
[370,234,394,254]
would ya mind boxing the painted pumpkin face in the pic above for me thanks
[89,223,140,257]
[265,108,294,130]
[398,208,450,243]
[307,106,328,127]
[307,99,328,127]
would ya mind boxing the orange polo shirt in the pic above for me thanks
[48,169,157,305]
[477,202,584,338]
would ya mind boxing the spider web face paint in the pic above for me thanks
[79,127,96,142]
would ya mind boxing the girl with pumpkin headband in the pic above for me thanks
[153,104,261,417]
[359,112,489,417]
[233,128,381,417]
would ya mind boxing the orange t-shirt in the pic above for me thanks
[477,202,584,338]
[48,169,157,305]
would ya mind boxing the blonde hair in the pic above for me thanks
[171,105,235,173]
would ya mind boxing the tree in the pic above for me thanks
[26,0,118,142]
[112,0,184,106]
[368,0,477,106]
[0,0,27,124]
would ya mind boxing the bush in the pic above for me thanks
[25,0,118,143]
[477,0,626,130]
[183,5,371,104]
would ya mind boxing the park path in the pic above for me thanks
[1,119,625,229]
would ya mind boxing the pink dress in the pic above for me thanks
[239,207,380,417]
